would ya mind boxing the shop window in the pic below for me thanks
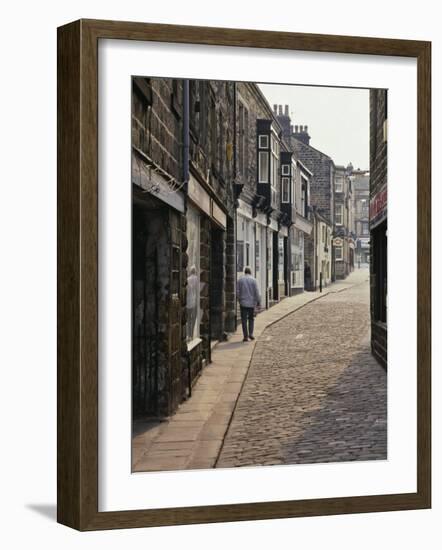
[373,221,387,323]
[335,246,343,260]
[278,237,284,283]
[186,206,201,342]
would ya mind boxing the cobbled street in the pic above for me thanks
[216,274,387,468]
[132,270,387,472]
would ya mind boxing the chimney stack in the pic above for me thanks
[293,124,311,146]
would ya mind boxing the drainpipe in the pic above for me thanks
[233,82,238,327]
[183,80,191,398]
[183,80,190,188]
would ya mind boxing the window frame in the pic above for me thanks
[258,151,269,183]
[281,177,290,203]
[335,203,344,225]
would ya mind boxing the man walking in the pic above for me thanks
[237,266,261,342]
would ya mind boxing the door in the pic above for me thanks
[132,207,159,418]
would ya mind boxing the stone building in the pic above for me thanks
[369,89,388,368]
[351,167,370,265]
[304,207,333,291]
[290,125,336,283]
[131,77,236,419]
[274,105,313,294]
[333,164,355,278]
[234,88,294,310]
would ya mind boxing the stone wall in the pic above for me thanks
[291,138,334,225]
[132,78,183,183]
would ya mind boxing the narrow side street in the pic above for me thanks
[132,268,386,472]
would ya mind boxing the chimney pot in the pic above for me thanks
[278,105,283,115]
[284,104,289,116]
[273,104,277,114]
[305,125,308,133]
[295,125,298,132]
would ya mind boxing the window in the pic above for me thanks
[362,222,369,235]
[238,104,249,177]
[238,104,244,174]
[282,177,290,203]
[278,237,284,283]
[244,109,249,176]
[301,175,309,218]
[281,164,290,176]
[199,81,207,146]
[259,135,269,149]
[258,151,269,183]
[210,96,216,170]
[335,204,343,225]
[270,134,280,206]
[335,246,343,260]
[186,206,200,342]
[335,176,343,193]
[218,110,224,177]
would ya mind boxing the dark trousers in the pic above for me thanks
[240,306,254,339]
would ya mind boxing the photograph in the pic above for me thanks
[131,77,388,472]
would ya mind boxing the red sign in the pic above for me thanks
[370,185,387,223]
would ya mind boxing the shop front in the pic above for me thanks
[370,183,387,368]
[236,199,267,309]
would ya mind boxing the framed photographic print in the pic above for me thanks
[57,19,431,530]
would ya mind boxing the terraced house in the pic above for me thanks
[131,78,236,418]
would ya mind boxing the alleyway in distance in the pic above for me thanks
[132,267,387,472]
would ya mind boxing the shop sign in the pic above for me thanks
[211,200,227,229]
[333,237,343,246]
[370,185,387,227]
[188,175,211,216]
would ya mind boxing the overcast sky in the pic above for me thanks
[259,83,369,170]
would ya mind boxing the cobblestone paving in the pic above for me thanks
[216,278,387,468]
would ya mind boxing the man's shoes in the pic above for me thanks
[243,337,249,342]
[249,335,255,340]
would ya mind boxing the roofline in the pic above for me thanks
[296,159,313,177]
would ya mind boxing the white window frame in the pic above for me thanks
[335,245,343,260]
[258,151,269,183]
[281,177,290,203]
[258,134,269,149]
[281,164,290,176]
[335,203,344,225]
[335,177,343,193]
[270,134,279,206]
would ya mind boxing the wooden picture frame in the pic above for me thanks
[57,18,431,531]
